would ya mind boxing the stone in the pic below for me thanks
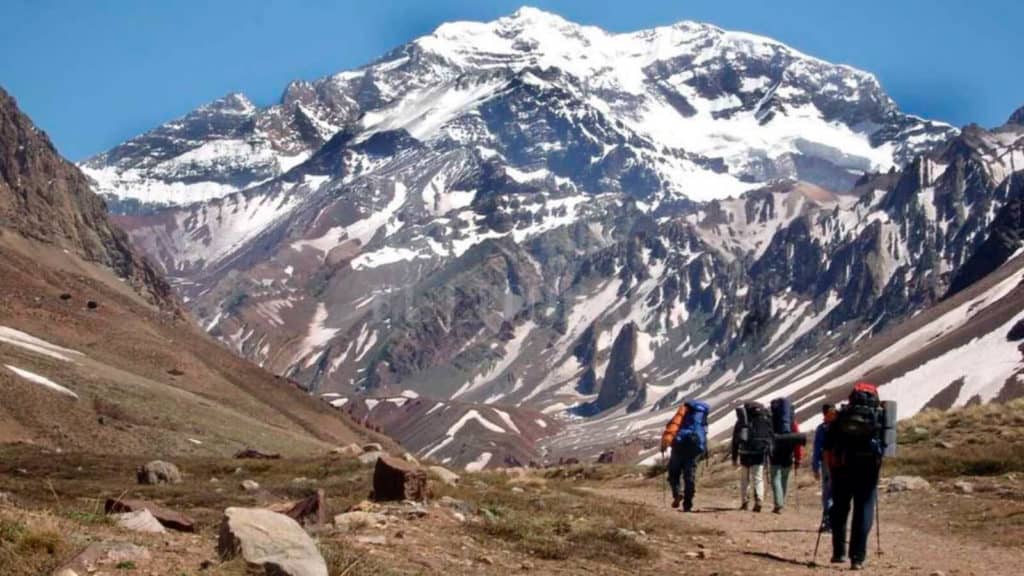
[358,451,384,465]
[53,569,79,576]
[887,475,932,493]
[234,448,281,460]
[285,489,327,527]
[511,486,525,494]
[428,465,460,486]
[218,507,328,576]
[112,510,166,534]
[59,542,151,573]
[929,571,947,576]
[452,511,466,523]
[362,442,384,453]
[241,479,260,491]
[935,440,955,449]
[331,444,362,457]
[105,498,196,532]
[354,534,387,546]
[698,549,711,560]
[953,481,974,494]
[334,511,387,532]
[373,455,428,502]
[136,460,181,485]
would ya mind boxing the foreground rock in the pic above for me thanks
[269,489,327,527]
[112,509,166,533]
[373,455,428,502]
[105,497,196,532]
[136,460,181,485]
[218,507,328,576]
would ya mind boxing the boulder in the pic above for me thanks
[285,489,327,527]
[372,455,428,502]
[887,475,932,493]
[362,443,384,453]
[358,451,384,465]
[112,509,165,534]
[241,479,261,492]
[334,511,388,532]
[331,444,362,458]
[428,465,461,487]
[136,460,181,485]
[105,498,196,532]
[218,507,328,576]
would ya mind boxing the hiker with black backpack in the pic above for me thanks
[769,397,805,514]
[731,401,773,512]
[660,400,710,512]
[824,382,897,571]
[812,403,838,531]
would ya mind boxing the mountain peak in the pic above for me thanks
[1008,104,1024,126]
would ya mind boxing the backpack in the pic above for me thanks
[739,402,773,455]
[832,383,884,460]
[770,397,794,435]
[674,401,710,456]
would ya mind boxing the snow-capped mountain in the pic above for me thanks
[86,8,1024,469]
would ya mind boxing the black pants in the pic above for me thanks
[667,444,699,507]
[830,463,879,563]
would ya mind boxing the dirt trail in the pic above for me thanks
[594,476,1024,575]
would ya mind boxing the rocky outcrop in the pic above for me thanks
[947,189,1024,298]
[594,322,644,413]
[105,498,195,532]
[0,87,175,309]
[218,507,328,576]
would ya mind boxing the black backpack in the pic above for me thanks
[739,402,773,455]
[833,389,883,459]
[770,397,794,435]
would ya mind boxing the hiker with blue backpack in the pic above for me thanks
[769,397,805,514]
[660,400,710,512]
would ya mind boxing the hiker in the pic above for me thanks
[812,403,838,531]
[731,401,772,512]
[660,400,710,512]
[824,382,888,571]
[769,397,805,514]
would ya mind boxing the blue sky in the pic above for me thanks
[1,0,1020,160]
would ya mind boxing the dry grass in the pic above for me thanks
[888,399,1024,479]
[0,511,68,576]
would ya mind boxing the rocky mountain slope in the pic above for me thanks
[0,87,374,456]
[83,8,1024,467]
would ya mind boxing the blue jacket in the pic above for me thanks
[812,422,827,474]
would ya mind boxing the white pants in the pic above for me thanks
[740,464,766,505]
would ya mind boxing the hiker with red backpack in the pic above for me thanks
[731,401,773,512]
[769,397,805,514]
[660,400,710,512]
[823,382,897,571]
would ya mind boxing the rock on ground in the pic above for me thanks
[105,498,196,532]
[358,451,384,465]
[331,443,362,457]
[136,460,181,485]
[334,511,388,532]
[218,507,328,576]
[373,455,428,502]
[888,475,932,492]
[428,465,460,486]
[241,479,260,491]
[112,509,166,533]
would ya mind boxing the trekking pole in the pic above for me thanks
[876,461,884,555]
[661,450,667,507]
[812,523,824,566]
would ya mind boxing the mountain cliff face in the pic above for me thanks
[81,8,1024,467]
[0,88,174,308]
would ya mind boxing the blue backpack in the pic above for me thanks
[674,401,710,456]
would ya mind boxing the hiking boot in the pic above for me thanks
[830,555,847,564]
[772,505,783,514]
[739,502,749,511]
[683,503,693,512]
[851,561,865,571]
[819,519,831,533]
[752,503,762,513]
[671,495,682,509]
